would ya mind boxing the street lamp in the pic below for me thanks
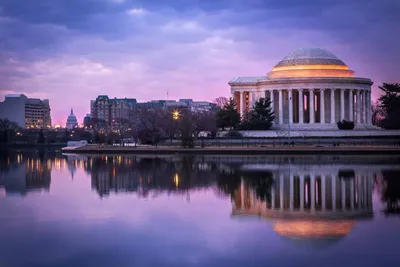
[172,110,180,120]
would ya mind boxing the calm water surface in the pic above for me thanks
[0,150,400,267]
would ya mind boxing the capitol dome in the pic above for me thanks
[66,108,78,130]
[267,48,355,79]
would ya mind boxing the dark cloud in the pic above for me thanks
[0,0,399,122]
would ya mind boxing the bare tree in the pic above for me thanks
[192,111,217,137]
[213,97,229,109]
[371,100,386,127]
[132,109,170,146]
[0,119,21,143]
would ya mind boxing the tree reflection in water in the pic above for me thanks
[0,151,399,212]
[380,170,400,216]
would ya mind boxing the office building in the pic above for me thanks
[0,94,52,128]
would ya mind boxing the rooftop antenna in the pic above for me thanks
[167,90,169,101]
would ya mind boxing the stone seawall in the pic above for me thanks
[62,146,400,155]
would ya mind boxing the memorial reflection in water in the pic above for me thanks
[231,161,376,240]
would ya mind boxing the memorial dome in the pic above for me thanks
[66,108,78,130]
[267,48,355,78]
[273,220,355,239]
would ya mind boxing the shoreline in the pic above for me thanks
[62,145,400,155]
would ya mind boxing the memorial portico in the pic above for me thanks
[229,48,374,130]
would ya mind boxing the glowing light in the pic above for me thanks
[174,173,179,187]
[268,64,355,79]
[172,110,180,120]
[274,221,355,238]
[273,64,349,71]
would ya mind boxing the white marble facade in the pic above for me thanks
[229,48,374,130]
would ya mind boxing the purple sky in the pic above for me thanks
[0,0,399,125]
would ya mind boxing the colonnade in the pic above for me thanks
[237,173,373,213]
[234,88,372,125]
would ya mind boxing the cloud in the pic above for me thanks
[127,8,147,15]
[0,0,399,124]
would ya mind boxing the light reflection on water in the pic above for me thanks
[0,150,400,267]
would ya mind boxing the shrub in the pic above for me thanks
[223,130,243,138]
[138,129,164,145]
[181,137,194,148]
[337,120,355,130]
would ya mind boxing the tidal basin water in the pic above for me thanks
[1,151,400,267]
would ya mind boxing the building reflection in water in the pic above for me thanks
[0,150,53,195]
[1,152,399,227]
[89,156,217,198]
[231,164,375,241]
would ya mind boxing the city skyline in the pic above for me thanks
[1,0,399,124]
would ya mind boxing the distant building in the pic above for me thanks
[90,95,137,129]
[66,108,78,130]
[89,95,215,129]
[83,114,91,127]
[0,94,51,128]
[135,100,167,110]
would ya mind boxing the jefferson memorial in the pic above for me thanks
[229,48,373,130]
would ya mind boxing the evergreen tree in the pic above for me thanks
[378,83,400,129]
[38,129,46,144]
[216,98,241,130]
[0,119,21,143]
[241,97,275,130]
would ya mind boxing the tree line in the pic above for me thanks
[0,82,399,145]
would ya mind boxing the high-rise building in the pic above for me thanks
[0,94,52,128]
[83,114,91,127]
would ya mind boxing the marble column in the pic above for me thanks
[350,179,355,210]
[349,90,354,121]
[279,174,284,211]
[364,90,368,124]
[366,91,371,125]
[289,175,294,211]
[310,89,315,123]
[320,89,325,123]
[356,90,361,124]
[369,91,372,125]
[288,89,293,124]
[298,89,304,124]
[300,175,304,212]
[330,89,335,123]
[310,175,315,211]
[270,90,274,116]
[249,92,253,108]
[240,178,245,209]
[239,91,244,118]
[321,176,326,211]
[278,90,283,124]
[271,181,275,209]
[341,179,346,210]
[367,174,373,209]
[332,176,336,211]
[340,89,345,121]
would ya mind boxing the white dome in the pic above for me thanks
[66,108,78,129]
[275,48,347,67]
